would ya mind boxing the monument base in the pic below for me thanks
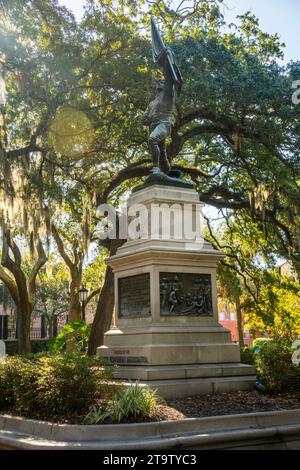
[131,375,256,400]
[97,183,256,398]
[98,325,256,398]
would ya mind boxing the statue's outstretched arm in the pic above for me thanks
[162,48,175,96]
[151,17,183,96]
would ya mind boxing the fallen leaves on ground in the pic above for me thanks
[150,391,300,421]
[1,391,300,424]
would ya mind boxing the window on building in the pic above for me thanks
[230,312,236,321]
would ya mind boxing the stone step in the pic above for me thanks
[114,363,256,381]
[140,375,257,399]
[104,329,233,346]
[100,342,241,366]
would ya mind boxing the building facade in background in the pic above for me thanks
[218,300,253,346]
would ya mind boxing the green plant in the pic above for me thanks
[0,356,35,409]
[50,321,91,353]
[84,383,161,424]
[253,338,272,351]
[255,339,300,393]
[112,383,159,422]
[240,346,255,365]
[84,402,112,424]
[0,353,113,416]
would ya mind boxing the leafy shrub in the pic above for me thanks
[240,346,255,365]
[253,337,271,351]
[85,383,160,424]
[0,353,113,416]
[0,356,35,409]
[255,339,300,393]
[50,321,91,353]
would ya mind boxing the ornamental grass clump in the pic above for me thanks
[85,382,160,424]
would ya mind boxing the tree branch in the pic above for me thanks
[98,164,150,205]
[28,240,47,301]
[200,194,249,210]
[180,124,228,146]
[51,225,74,270]
[5,144,43,159]
[0,266,19,305]
[173,165,210,179]
[85,288,101,307]
[1,231,29,305]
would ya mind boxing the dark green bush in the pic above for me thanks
[0,356,36,409]
[240,346,255,365]
[0,353,113,416]
[255,339,300,393]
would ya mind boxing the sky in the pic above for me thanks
[60,0,299,64]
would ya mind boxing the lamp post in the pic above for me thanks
[79,286,88,322]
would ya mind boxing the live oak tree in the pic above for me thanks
[0,232,47,354]
[206,211,300,341]
[82,0,300,352]
[51,221,105,324]
[1,0,299,353]
[243,271,300,340]
[33,261,69,339]
[51,224,84,324]
[33,253,106,338]
[0,0,79,352]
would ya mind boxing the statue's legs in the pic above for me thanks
[149,123,171,173]
[159,140,171,173]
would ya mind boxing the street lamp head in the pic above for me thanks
[79,286,88,303]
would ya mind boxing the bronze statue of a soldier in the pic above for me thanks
[143,17,183,174]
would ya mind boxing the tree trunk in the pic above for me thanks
[87,264,114,356]
[48,317,53,339]
[52,316,58,338]
[235,295,244,347]
[87,239,125,356]
[41,315,47,339]
[68,280,81,323]
[51,225,82,324]
[0,234,46,355]
[17,304,32,355]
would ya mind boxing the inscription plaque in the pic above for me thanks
[118,273,151,318]
[160,272,213,316]
[108,356,149,364]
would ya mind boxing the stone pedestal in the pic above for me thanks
[97,184,256,398]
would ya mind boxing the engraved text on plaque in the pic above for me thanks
[118,273,151,318]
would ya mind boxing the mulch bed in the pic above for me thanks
[152,391,300,422]
[1,391,300,424]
